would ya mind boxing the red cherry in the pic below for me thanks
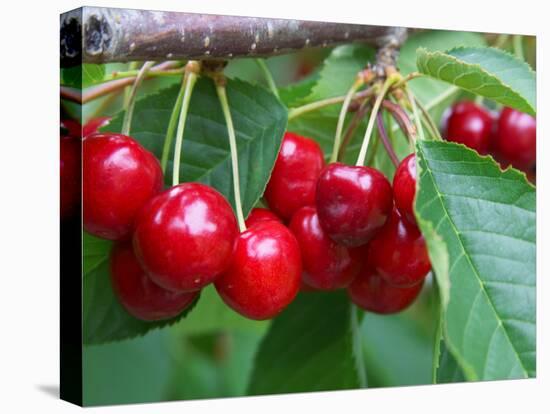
[495,107,536,170]
[83,133,163,240]
[110,242,198,321]
[444,101,493,154]
[348,265,424,314]
[289,206,360,290]
[215,221,301,320]
[133,183,238,292]
[61,119,81,138]
[245,207,281,228]
[316,162,393,247]
[83,117,111,137]
[367,209,431,287]
[264,132,325,220]
[60,135,81,219]
[393,153,417,225]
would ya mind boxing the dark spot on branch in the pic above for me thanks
[60,17,81,64]
[85,14,112,56]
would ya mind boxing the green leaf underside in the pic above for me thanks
[248,291,364,395]
[83,233,199,345]
[105,77,287,218]
[416,140,536,380]
[416,47,536,115]
[62,64,106,89]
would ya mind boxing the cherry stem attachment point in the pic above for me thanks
[356,76,398,166]
[121,61,155,136]
[376,112,399,167]
[255,59,279,99]
[172,61,200,186]
[331,78,364,163]
[215,77,247,232]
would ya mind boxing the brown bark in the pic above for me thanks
[60,7,407,65]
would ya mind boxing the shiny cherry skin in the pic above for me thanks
[264,132,325,220]
[444,101,493,154]
[83,117,111,137]
[215,221,301,320]
[110,242,198,321]
[60,135,81,219]
[83,133,163,240]
[316,162,393,247]
[289,206,360,290]
[245,207,282,228]
[393,153,417,225]
[348,265,424,314]
[367,209,431,287]
[133,183,238,292]
[495,107,536,170]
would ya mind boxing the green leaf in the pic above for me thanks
[83,233,199,344]
[304,44,375,109]
[416,47,536,115]
[83,330,173,406]
[105,78,287,217]
[248,291,365,395]
[436,340,466,383]
[399,31,487,124]
[278,74,319,108]
[361,307,434,387]
[62,64,106,88]
[415,140,536,380]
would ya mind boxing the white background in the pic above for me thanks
[0,0,547,412]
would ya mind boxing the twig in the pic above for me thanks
[61,7,407,64]
[288,87,374,120]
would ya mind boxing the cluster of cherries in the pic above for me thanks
[61,116,432,322]
[443,102,536,179]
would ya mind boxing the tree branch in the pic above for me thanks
[60,7,407,65]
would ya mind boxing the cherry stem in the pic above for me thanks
[60,61,183,105]
[337,98,372,161]
[494,34,510,49]
[391,72,423,90]
[108,67,185,82]
[406,87,425,143]
[161,72,189,173]
[376,112,399,167]
[513,35,525,60]
[215,77,247,232]
[172,62,200,186]
[331,78,364,163]
[121,61,155,136]
[287,87,374,121]
[356,76,398,166]
[413,96,442,141]
[382,100,416,142]
[255,59,279,99]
